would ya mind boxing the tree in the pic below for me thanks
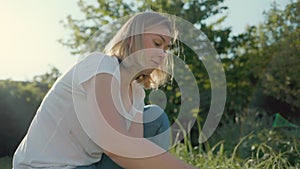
[0,67,61,157]
[223,0,300,118]
[0,80,43,156]
[60,0,230,55]
[32,66,61,90]
[207,2,300,159]
[258,1,300,120]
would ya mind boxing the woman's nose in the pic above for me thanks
[157,48,166,58]
[158,50,167,59]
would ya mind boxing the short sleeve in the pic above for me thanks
[75,52,120,87]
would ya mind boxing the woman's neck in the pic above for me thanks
[120,65,134,87]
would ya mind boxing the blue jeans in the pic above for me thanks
[76,105,170,169]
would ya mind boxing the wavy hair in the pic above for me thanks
[104,12,178,89]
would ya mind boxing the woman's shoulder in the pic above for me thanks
[81,52,118,65]
[76,52,120,74]
[74,52,121,85]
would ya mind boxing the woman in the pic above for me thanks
[13,12,197,169]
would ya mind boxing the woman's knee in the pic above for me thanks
[143,105,168,124]
[143,105,170,150]
[143,104,170,136]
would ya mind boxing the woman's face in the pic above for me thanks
[140,26,171,72]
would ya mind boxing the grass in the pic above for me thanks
[170,137,300,169]
[1,139,299,169]
[2,117,299,169]
[168,116,300,169]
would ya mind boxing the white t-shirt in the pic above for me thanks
[13,52,145,169]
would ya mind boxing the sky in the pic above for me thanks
[0,0,291,81]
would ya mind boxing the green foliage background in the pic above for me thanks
[0,67,60,157]
[1,0,299,168]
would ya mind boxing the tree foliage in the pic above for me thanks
[0,80,42,156]
[259,1,300,116]
[224,1,300,119]
[0,68,60,157]
[60,0,230,55]
[209,0,300,156]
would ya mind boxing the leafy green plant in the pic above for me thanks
[170,127,300,168]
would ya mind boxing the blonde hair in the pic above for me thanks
[104,12,177,89]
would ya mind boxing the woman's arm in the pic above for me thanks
[83,73,197,169]
[83,73,143,138]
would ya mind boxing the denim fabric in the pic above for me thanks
[76,105,170,169]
